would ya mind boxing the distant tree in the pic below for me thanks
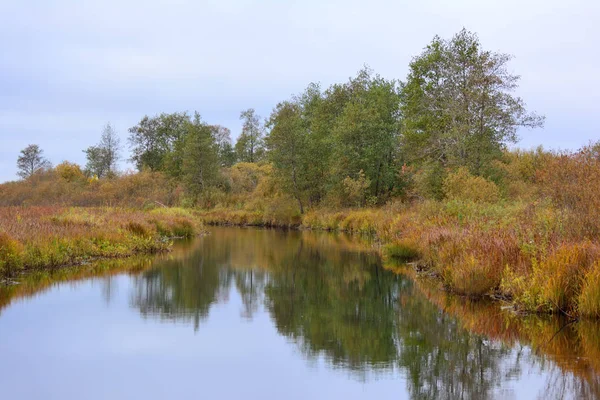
[17,144,51,179]
[128,112,189,176]
[84,123,121,178]
[235,109,265,163]
[401,29,545,176]
[210,125,237,167]
[182,113,220,204]
[128,115,164,171]
[83,146,108,178]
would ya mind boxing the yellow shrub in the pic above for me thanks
[578,262,600,318]
[443,167,500,203]
[0,233,24,275]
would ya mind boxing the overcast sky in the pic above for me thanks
[1,0,598,182]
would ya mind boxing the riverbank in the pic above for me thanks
[198,200,600,320]
[0,206,203,278]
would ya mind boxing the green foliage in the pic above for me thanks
[342,170,371,207]
[329,68,401,201]
[182,114,220,206]
[128,112,190,174]
[265,100,309,213]
[401,29,544,175]
[383,242,420,262]
[84,123,121,178]
[413,162,446,200]
[235,108,265,163]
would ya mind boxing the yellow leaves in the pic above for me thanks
[443,167,500,203]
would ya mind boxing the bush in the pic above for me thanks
[538,142,600,238]
[0,233,24,276]
[383,242,420,262]
[443,167,500,203]
[579,262,600,318]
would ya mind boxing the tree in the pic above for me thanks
[401,29,544,176]
[128,115,164,171]
[266,101,309,213]
[17,144,51,179]
[128,112,189,174]
[210,125,237,167]
[182,113,220,204]
[235,108,265,163]
[330,68,401,202]
[54,161,85,182]
[84,123,121,178]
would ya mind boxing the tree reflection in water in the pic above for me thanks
[6,227,592,399]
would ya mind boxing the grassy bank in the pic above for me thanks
[0,206,203,278]
[198,200,600,320]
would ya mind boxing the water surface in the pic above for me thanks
[1,227,598,399]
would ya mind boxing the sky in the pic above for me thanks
[1,0,599,183]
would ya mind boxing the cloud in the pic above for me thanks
[1,0,599,181]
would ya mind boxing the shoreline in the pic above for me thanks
[198,206,600,320]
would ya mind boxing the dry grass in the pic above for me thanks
[0,206,202,277]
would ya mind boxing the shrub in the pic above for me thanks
[538,142,600,238]
[578,262,600,318]
[383,242,420,262]
[534,243,600,313]
[171,219,195,237]
[0,233,24,276]
[443,167,500,203]
[124,221,150,237]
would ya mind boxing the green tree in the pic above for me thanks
[182,113,220,204]
[235,108,265,163]
[401,29,544,176]
[210,125,237,167]
[330,68,401,202]
[16,144,51,179]
[84,123,121,178]
[128,112,189,174]
[266,101,309,213]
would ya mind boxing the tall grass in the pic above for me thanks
[0,206,202,277]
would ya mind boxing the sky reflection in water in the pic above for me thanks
[0,227,598,399]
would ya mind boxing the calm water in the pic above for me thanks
[1,227,599,399]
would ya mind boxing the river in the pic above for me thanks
[0,227,598,399]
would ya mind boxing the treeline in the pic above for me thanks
[2,29,548,210]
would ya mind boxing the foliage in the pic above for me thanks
[265,101,312,213]
[235,108,265,163]
[128,112,190,174]
[579,263,600,318]
[84,123,121,178]
[181,113,220,206]
[342,170,371,207]
[443,167,500,203]
[538,142,600,238]
[401,29,544,174]
[16,144,52,179]
[54,161,86,182]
